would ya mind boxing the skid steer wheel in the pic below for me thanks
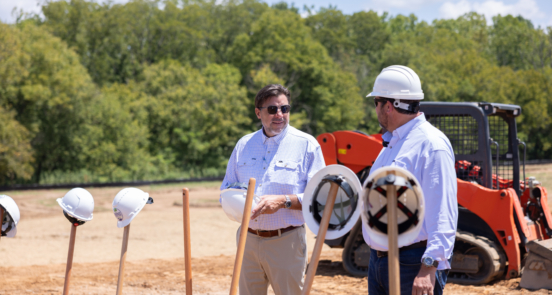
[342,220,370,277]
[448,231,505,285]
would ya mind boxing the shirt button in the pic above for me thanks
[268,151,270,153]
[264,167,266,169]
[259,184,262,187]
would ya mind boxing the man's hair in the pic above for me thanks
[255,84,291,108]
[380,97,419,115]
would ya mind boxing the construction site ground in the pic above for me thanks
[1,163,552,294]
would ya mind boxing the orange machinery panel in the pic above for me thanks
[317,133,337,165]
[457,179,522,278]
[333,131,383,174]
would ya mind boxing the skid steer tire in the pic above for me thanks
[448,231,505,285]
[342,220,370,277]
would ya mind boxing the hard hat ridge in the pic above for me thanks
[112,187,151,228]
[367,65,424,111]
[220,188,260,223]
[57,188,94,222]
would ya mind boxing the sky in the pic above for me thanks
[1,0,551,28]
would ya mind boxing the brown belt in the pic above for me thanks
[376,240,427,258]
[247,225,300,238]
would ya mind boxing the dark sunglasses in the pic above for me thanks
[374,98,387,107]
[258,105,291,114]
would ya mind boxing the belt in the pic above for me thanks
[376,240,427,258]
[247,225,300,238]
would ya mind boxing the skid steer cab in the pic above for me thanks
[317,102,552,287]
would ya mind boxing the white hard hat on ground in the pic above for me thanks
[361,166,425,248]
[0,195,20,238]
[57,188,95,222]
[367,65,424,111]
[220,187,260,223]
[112,188,153,228]
[302,165,362,240]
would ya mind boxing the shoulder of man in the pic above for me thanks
[413,121,454,152]
[234,129,262,148]
[286,126,320,147]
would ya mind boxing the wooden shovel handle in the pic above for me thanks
[229,178,256,295]
[183,188,193,294]
[302,182,340,295]
[62,224,77,295]
[116,224,130,295]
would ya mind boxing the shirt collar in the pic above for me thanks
[261,125,289,144]
[382,113,427,142]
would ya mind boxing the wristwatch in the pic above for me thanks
[422,256,439,268]
[284,195,292,209]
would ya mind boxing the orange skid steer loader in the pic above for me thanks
[317,102,552,288]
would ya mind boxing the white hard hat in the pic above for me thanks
[57,188,94,222]
[360,166,425,248]
[367,65,424,110]
[0,195,20,238]
[302,165,363,240]
[112,188,152,228]
[220,188,260,223]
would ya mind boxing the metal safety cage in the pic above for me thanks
[420,102,522,197]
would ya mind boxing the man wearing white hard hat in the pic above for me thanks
[221,84,325,294]
[363,65,458,295]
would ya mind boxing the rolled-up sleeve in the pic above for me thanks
[421,149,458,269]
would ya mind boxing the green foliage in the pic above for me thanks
[140,60,251,169]
[1,1,551,185]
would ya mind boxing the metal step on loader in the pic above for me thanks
[316,102,552,289]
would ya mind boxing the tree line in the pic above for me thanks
[0,0,551,185]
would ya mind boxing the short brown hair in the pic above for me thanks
[255,84,291,108]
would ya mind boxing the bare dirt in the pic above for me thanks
[1,167,552,294]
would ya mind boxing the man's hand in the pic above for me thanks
[412,266,436,295]
[250,195,285,219]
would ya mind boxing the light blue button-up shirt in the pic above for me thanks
[221,125,326,230]
[362,113,458,269]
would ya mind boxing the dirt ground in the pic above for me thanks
[1,164,552,294]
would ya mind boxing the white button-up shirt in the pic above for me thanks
[221,125,326,230]
[362,113,458,269]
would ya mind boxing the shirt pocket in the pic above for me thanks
[272,160,301,186]
[393,159,409,170]
[237,158,257,180]
[274,160,298,170]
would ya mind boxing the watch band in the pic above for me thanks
[422,256,439,268]
[284,195,292,208]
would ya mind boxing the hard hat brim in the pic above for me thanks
[366,92,424,100]
[57,198,93,222]
[302,165,362,240]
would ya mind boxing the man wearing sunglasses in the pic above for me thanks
[363,66,457,295]
[221,84,325,295]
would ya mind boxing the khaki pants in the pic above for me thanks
[236,225,308,295]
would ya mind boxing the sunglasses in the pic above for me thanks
[258,105,291,114]
[374,98,387,107]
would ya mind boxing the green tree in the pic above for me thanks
[228,9,364,135]
[140,60,251,170]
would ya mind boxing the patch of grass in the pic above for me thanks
[525,164,552,192]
